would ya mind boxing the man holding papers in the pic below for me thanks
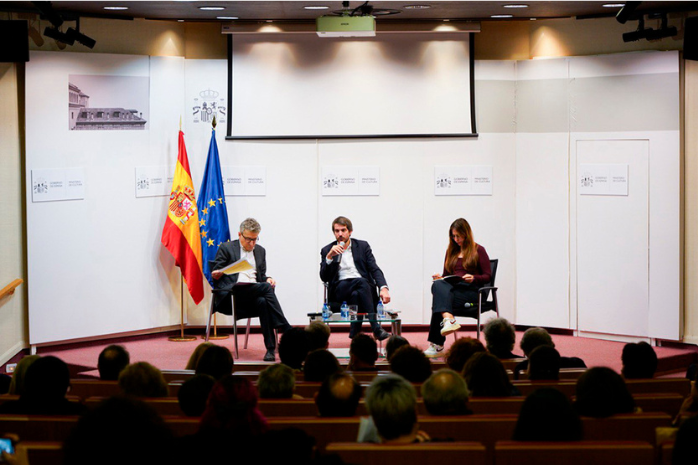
[211,218,292,362]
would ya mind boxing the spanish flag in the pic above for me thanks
[161,130,204,304]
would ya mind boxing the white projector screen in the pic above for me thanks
[227,33,475,139]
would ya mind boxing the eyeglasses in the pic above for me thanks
[241,234,259,243]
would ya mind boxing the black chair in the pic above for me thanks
[451,258,499,340]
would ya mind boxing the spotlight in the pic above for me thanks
[33,1,64,27]
[644,13,676,41]
[616,1,641,24]
[43,26,74,45]
[66,27,96,48]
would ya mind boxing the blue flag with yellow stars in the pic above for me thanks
[197,128,231,286]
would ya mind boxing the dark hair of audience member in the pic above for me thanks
[483,317,517,359]
[348,333,378,371]
[7,354,40,395]
[421,368,471,416]
[118,362,169,398]
[195,344,234,380]
[389,346,433,383]
[258,363,296,398]
[98,344,130,381]
[305,321,331,352]
[519,327,555,357]
[365,375,418,442]
[304,349,342,382]
[278,327,311,370]
[315,372,362,417]
[574,366,636,418]
[527,345,561,381]
[199,375,268,437]
[445,337,486,373]
[185,342,214,371]
[463,352,516,397]
[672,415,698,465]
[513,388,583,441]
[621,341,658,379]
[178,374,216,416]
[23,355,71,402]
[63,396,177,465]
[385,335,410,362]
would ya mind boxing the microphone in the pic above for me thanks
[337,241,345,263]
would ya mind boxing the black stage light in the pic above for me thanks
[616,1,641,24]
[43,26,74,45]
[33,1,64,27]
[685,17,698,61]
[66,27,96,49]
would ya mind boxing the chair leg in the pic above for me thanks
[493,290,499,316]
[244,318,251,349]
[232,298,239,360]
[205,297,215,342]
[476,293,483,339]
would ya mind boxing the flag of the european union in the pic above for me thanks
[197,128,231,286]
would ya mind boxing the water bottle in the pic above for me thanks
[340,301,349,320]
[377,299,386,320]
[322,302,331,321]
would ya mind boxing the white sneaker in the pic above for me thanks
[424,343,444,358]
[440,318,461,336]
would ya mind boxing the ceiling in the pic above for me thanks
[1,1,697,23]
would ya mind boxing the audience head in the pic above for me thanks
[315,372,362,417]
[445,337,486,373]
[98,345,130,381]
[177,374,216,416]
[365,375,418,443]
[305,321,331,351]
[390,346,433,383]
[22,355,71,402]
[520,327,555,357]
[621,341,658,379]
[185,342,214,370]
[63,396,177,465]
[421,368,470,415]
[574,366,635,418]
[118,362,169,398]
[303,349,341,383]
[484,318,517,359]
[385,335,410,361]
[278,327,311,370]
[349,333,378,370]
[513,388,583,441]
[463,352,513,397]
[258,363,296,398]
[195,344,234,380]
[200,375,267,437]
[8,354,40,395]
[527,345,561,381]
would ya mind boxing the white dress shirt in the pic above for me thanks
[237,243,257,283]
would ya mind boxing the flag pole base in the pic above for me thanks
[168,335,198,342]
[203,334,229,340]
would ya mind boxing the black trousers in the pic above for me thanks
[427,279,478,346]
[217,282,289,351]
[333,278,383,337]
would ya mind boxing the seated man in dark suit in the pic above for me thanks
[320,216,391,340]
[212,218,292,362]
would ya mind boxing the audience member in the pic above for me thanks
[304,349,342,382]
[389,346,433,383]
[185,342,214,370]
[97,344,130,381]
[672,414,698,465]
[7,355,40,396]
[512,388,583,441]
[195,344,234,380]
[63,396,178,465]
[444,337,486,373]
[483,317,521,359]
[118,362,169,398]
[621,341,658,379]
[514,327,586,379]
[0,355,88,415]
[385,335,410,361]
[278,327,311,370]
[463,352,518,397]
[305,321,331,351]
[363,375,428,444]
[676,369,698,422]
[258,363,299,398]
[574,366,636,418]
[421,369,472,415]
[0,374,10,395]
[177,374,215,416]
[315,372,362,417]
[527,345,561,381]
[347,333,378,371]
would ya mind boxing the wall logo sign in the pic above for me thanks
[136,175,150,191]
[323,175,340,189]
[435,175,452,189]
[580,172,594,188]
[33,178,48,194]
[193,89,226,124]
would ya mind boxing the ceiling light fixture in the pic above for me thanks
[304,5,330,9]
[404,4,432,9]
[503,4,529,8]
[491,14,514,18]
[217,16,238,20]
[103,6,129,10]
[603,3,626,8]
[198,6,225,11]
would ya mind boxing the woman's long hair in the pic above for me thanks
[445,218,479,274]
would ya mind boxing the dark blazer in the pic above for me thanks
[211,240,269,314]
[320,238,388,307]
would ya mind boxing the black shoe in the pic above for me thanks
[263,350,276,362]
[374,330,391,341]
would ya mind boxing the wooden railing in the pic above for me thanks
[0,278,23,300]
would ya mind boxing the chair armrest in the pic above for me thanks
[478,286,498,293]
